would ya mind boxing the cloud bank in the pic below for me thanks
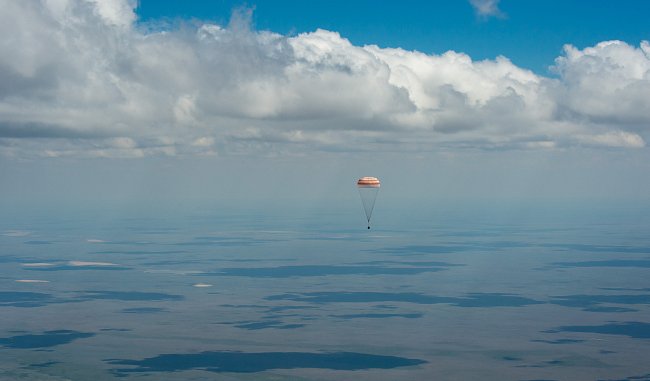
[1,0,649,158]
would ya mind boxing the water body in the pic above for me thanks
[1,206,649,380]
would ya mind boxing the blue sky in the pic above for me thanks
[137,0,650,74]
[1,0,650,210]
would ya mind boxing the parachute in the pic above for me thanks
[357,177,380,229]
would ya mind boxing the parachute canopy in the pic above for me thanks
[357,177,380,229]
[357,177,381,188]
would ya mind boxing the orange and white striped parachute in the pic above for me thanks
[357,177,380,229]
[357,177,381,188]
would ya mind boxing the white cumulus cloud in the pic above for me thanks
[0,0,648,159]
